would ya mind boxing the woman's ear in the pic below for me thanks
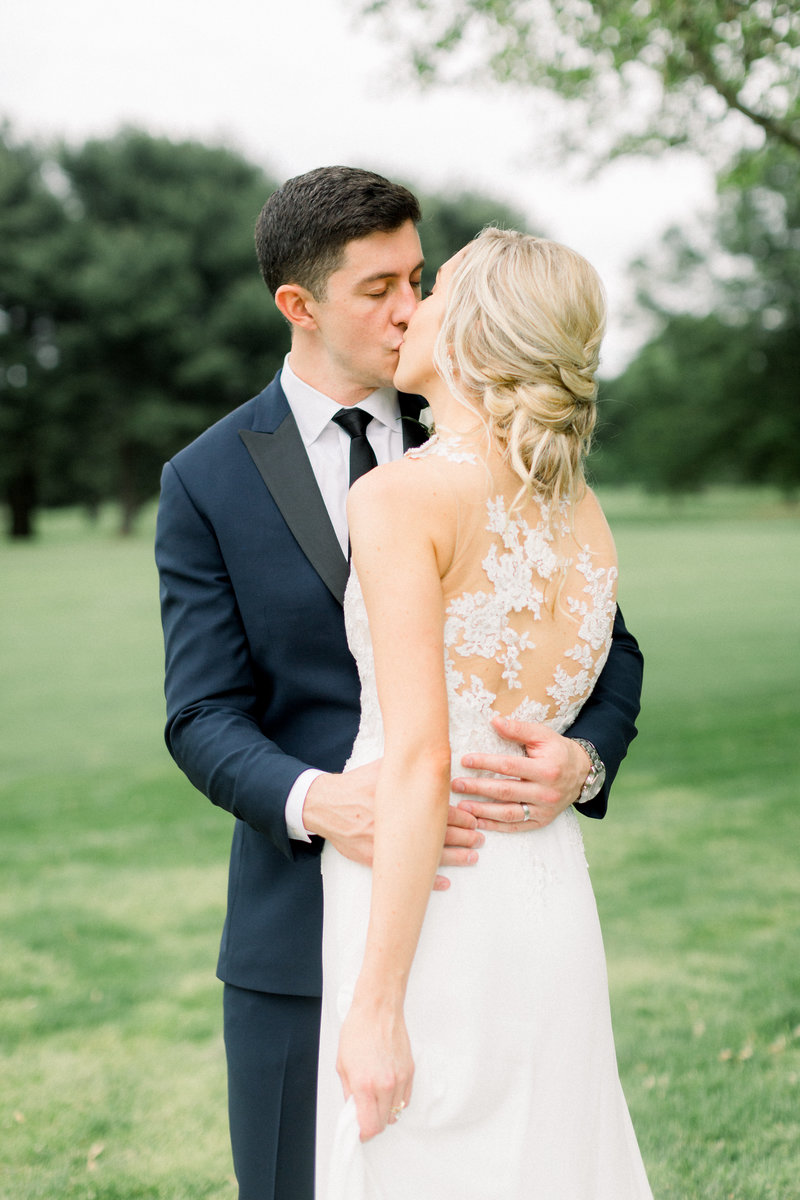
[274,283,318,330]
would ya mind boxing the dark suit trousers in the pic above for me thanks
[224,984,321,1200]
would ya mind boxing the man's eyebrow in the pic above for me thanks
[358,259,425,285]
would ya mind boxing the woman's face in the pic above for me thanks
[393,247,468,396]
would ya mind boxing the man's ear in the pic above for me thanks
[274,283,318,330]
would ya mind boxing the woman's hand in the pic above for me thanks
[336,997,414,1142]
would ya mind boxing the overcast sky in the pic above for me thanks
[2,0,718,371]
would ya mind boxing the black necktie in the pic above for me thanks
[332,408,378,487]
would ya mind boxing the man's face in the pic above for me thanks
[305,220,424,395]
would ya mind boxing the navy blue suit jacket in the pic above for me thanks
[156,372,643,998]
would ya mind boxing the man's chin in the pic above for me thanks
[355,355,397,392]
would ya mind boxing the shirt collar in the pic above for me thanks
[280,355,402,448]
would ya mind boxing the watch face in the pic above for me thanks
[585,768,605,800]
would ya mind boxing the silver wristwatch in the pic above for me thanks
[573,739,606,805]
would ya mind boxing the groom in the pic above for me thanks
[155,166,643,1200]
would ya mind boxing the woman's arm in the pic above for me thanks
[335,461,454,1142]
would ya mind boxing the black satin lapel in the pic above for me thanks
[239,422,350,606]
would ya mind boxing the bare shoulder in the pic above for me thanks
[573,487,618,564]
[347,455,460,575]
[347,454,458,525]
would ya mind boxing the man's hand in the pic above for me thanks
[303,761,483,890]
[303,760,381,865]
[451,717,591,832]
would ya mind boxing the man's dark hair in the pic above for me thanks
[255,166,421,299]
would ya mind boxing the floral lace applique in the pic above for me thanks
[406,433,478,465]
[444,656,497,715]
[444,493,616,729]
[565,550,618,651]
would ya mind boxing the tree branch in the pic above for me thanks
[676,17,800,153]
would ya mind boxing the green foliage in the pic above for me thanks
[594,141,800,494]
[0,127,71,536]
[594,310,800,493]
[361,0,800,159]
[1,498,798,1196]
[717,142,800,330]
[415,187,536,286]
[0,127,287,538]
[55,131,286,531]
[357,1,800,498]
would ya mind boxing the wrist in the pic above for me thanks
[352,976,406,1015]
[285,768,323,842]
[301,771,337,839]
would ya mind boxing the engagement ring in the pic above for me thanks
[390,1102,407,1119]
[522,803,531,822]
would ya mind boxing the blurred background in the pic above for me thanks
[1,2,798,1198]
[2,0,798,535]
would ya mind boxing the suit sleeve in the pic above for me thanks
[566,605,644,820]
[155,460,318,860]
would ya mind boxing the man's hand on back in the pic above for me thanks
[451,717,591,831]
[303,761,484,891]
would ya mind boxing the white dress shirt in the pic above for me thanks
[280,356,405,840]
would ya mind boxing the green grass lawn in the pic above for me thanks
[1,492,799,1199]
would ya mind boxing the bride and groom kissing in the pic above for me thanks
[156,166,651,1198]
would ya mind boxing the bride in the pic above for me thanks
[315,229,653,1198]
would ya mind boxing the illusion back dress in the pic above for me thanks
[316,433,653,1199]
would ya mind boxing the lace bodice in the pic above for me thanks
[344,432,617,773]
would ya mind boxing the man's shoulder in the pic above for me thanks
[170,373,286,472]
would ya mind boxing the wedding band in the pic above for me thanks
[522,803,531,822]
[390,1101,406,1119]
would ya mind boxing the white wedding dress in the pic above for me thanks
[316,435,653,1199]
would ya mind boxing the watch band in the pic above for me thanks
[573,738,606,804]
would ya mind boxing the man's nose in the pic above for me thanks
[392,282,419,326]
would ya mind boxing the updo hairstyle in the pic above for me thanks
[434,228,606,508]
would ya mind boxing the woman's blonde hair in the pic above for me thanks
[434,228,606,508]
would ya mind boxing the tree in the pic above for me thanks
[596,310,800,495]
[0,128,71,537]
[54,131,286,533]
[416,186,537,282]
[1,129,289,538]
[594,141,800,494]
[360,0,800,160]
[595,313,785,491]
